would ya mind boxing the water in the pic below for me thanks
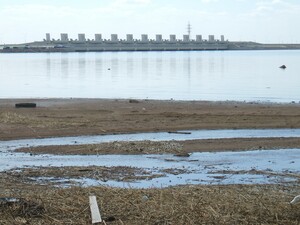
[0,50,300,102]
[1,129,300,188]
[2,128,300,151]
[1,149,299,188]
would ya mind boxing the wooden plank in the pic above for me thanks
[89,196,102,224]
[290,195,300,205]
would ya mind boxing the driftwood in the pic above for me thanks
[168,131,191,135]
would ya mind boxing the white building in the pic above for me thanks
[221,35,225,42]
[126,34,133,42]
[78,34,86,42]
[183,35,190,42]
[156,34,162,42]
[95,34,102,42]
[141,34,148,42]
[208,35,215,42]
[111,34,118,42]
[196,35,202,42]
[170,35,176,42]
[60,33,69,42]
[46,33,50,42]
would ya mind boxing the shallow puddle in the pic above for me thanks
[1,128,300,152]
[1,149,299,188]
[0,129,299,188]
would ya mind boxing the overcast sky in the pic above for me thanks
[0,0,299,44]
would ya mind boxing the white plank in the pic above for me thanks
[89,196,102,224]
[290,195,300,205]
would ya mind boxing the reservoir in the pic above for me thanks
[0,50,299,102]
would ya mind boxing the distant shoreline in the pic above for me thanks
[1,41,300,53]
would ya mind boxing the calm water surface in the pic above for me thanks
[0,50,299,102]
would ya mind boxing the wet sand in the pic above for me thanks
[15,138,300,155]
[1,98,300,153]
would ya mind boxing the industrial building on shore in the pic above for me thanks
[44,33,226,43]
[36,33,229,52]
[1,33,300,53]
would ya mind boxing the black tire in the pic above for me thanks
[15,103,37,108]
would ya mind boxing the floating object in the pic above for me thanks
[89,196,102,224]
[15,103,37,108]
[279,65,286,69]
[290,195,300,205]
[168,131,192,135]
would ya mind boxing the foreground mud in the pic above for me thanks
[1,98,300,140]
[1,99,300,224]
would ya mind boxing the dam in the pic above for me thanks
[1,33,300,52]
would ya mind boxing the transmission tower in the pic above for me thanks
[187,22,191,39]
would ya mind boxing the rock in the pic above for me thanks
[129,99,140,103]
[104,216,116,222]
[279,65,286,69]
[141,195,149,202]
[174,153,190,157]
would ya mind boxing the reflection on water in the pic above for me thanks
[78,55,86,77]
[0,50,300,102]
[61,56,69,77]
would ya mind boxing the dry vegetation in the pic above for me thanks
[16,138,300,156]
[0,184,300,225]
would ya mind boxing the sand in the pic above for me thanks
[1,98,300,154]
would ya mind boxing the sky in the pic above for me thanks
[0,0,300,44]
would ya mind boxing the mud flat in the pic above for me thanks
[1,98,300,140]
[1,99,300,224]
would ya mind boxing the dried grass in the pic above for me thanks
[0,111,89,129]
[1,184,299,224]
[0,112,29,124]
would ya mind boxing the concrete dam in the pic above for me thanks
[1,33,300,52]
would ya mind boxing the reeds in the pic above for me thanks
[1,184,299,224]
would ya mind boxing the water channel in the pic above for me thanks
[1,129,299,188]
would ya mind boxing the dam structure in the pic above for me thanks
[16,33,228,52]
[1,33,300,52]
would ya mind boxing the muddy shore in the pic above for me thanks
[1,98,300,154]
[1,99,300,224]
